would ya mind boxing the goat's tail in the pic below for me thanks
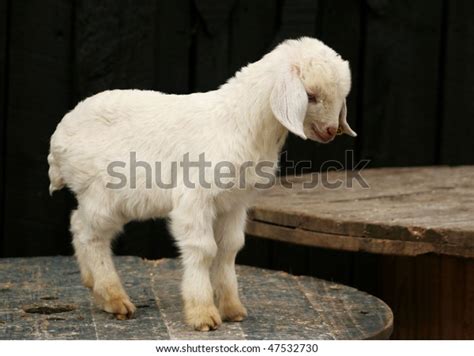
[48,152,65,195]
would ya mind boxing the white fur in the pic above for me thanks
[48,37,354,330]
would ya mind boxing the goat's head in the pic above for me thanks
[270,37,356,143]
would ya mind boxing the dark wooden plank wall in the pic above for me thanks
[0,0,8,255]
[3,0,75,256]
[441,0,474,164]
[362,0,443,166]
[0,0,473,339]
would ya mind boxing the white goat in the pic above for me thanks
[48,37,356,331]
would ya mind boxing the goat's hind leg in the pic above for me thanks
[71,210,94,289]
[70,208,136,319]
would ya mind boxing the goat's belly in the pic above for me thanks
[213,162,277,213]
[214,188,257,214]
[114,187,173,221]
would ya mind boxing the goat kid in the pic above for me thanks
[48,37,356,331]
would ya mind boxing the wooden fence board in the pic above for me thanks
[74,0,156,99]
[228,0,279,74]
[192,0,236,91]
[0,0,9,256]
[2,0,74,256]
[154,0,193,94]
[441,0,474,164]
[361,0,443,166]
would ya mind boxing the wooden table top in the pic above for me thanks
[247,166,474,258]
[0,256,393,340]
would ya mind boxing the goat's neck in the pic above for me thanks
[220,60,288,163]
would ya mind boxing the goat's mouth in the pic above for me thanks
[310,123,334,144]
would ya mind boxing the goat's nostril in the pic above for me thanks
[326,126,337,136]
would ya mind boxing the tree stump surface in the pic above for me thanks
[0,256,393,340]
[247,166,474,258]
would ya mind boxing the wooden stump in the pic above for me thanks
[0,256,393,340]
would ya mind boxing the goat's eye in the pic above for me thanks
[307,93,317,103]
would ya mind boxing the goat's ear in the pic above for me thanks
[339,99,357,137]
[270,65,308,139]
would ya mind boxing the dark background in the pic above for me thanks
[0,0,473,338]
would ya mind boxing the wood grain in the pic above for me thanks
[0,256,393,340]
[248,166,474,257]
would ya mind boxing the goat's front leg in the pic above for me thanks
[169,198,221,331]
[211,206,247,322]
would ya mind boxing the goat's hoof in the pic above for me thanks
[93,288,136,320]
[81,273,94,289]
[186,304,222,331]
[219,301,247,322]
[109,298,136,320]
